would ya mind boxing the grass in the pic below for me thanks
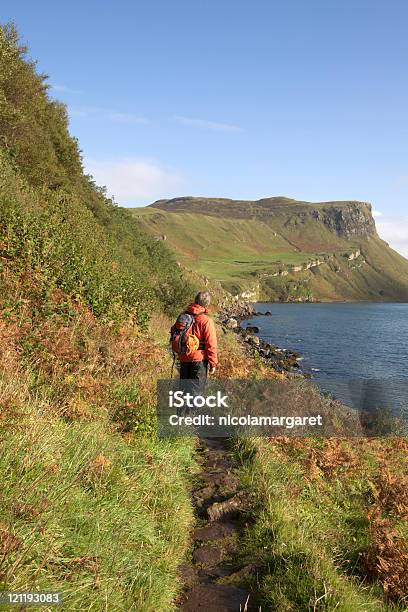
[232,436,408,610]
[2,252,408,610]
[0,278,198,611]
[191,253,312,283]
[131,208,318,282]
[0,407,196,611]
[131,207,408,302]
[215,331,408,611]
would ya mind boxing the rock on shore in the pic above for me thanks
[219,303,302,375]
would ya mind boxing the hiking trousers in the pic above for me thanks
[179,360,208,395]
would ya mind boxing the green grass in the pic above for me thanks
[233,437,405,611]
[191,253,313,282]
[0,395,197,611]
[131,207,408,302]
[131,209,319,283]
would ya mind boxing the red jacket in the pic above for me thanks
[179,303,218,367]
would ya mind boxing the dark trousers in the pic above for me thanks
[179,360,208,396]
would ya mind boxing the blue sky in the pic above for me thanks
[1,1,408,254]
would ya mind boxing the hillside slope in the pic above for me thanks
[132,197,408,302]
[0,23,200,609]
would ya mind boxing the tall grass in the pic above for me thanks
[234,436,408,611]
[0,288,198,610]
[217,333,408,610]
[0,389,196,610]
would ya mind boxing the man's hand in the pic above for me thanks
[208,365,216,375]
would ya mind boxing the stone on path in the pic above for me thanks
[179,584,251,612]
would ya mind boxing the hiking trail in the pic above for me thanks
[177,438,257,611]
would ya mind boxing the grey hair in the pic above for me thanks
[195,291,211,307]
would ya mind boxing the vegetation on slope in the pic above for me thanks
[0,23,201,610]
[216,335,408,610]
[0,24,193,323]
[237,435,408,610]
[132,200,408,302]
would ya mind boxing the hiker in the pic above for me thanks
[170,291,218,392]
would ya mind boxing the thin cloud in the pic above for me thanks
[106,112,149,124]
[69,106,149,124]
[376,214,408,258]
[84,157,183,205]
[50,84,82,94]
[174,115,242,133]
[69,108,88,118]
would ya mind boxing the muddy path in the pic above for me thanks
[177,438,258,612]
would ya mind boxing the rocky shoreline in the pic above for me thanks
[218,301,303,375]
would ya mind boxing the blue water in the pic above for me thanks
[247,303,408,412]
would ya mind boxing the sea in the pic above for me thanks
[246,302,408,414]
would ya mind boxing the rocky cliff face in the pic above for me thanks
[311,202,377,238]
[151,197,377,239]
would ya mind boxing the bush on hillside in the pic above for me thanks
[0,23,193,323]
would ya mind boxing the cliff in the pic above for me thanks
[310,202,376,238]
[151,196,377,238]
[132,197,408,302]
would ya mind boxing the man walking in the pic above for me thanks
[179,291,218,387]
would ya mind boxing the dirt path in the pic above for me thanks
[177,438,258,612]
